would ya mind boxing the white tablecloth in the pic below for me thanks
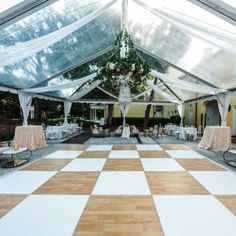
[121,127,130,139]
[45,126,70,139]
[179,127,197,140]
[68,123,78,133]
[165,125,178,135]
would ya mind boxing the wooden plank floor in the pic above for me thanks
[0,144,236,236]
[74,196,164,236]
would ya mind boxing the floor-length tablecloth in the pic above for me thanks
[198,126,231,151]
[12,126,47,151]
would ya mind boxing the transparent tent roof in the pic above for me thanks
[0,0,235,103]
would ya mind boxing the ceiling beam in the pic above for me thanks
[188,0,236,26]
[0,0,58,29]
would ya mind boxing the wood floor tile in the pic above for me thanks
[176,159,225,171]
[215,195,236,215]
[160,144,189,150]
[64,145,89,151]
[74,196,164,236]
[0,195,27,218]
[79,151,110,158]
[139,151,170,158]
[146,172,209,195]
[34,172,100,195]
[22,159,71,171]
[103,159,143,171]
[112,145,137,150]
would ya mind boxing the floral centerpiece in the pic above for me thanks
[97,31,150,93]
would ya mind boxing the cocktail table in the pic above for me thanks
[1,148,32,168]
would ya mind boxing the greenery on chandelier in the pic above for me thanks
[97,31,150,93]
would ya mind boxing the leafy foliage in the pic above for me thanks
[98,31,150,94]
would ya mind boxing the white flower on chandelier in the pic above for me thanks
[109,62,116,70]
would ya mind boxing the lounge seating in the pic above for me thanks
[197,125,203,138]
[131,125,140,136]
[45,126,58,139]
[114,126,122,136]
[91,125,104,137]
[77,121,83,133]
[158,126,164,138]
[185,129,195,141]
[151,125,158,137]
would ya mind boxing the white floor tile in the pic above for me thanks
[86,145,113,151]
[0,171,56,194]
[153,195,236,236]
[190,171,236,194]
[92,171,151,195]
[136,144,163,151]
[108,150,139,159]
[141,158,185,171]
[166,150,205,159]
[43,150,82,159]
[0,195,89,236]
[61,158,106,172]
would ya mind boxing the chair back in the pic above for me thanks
[41,123,46,130]
[198,125,202,132]
[159,126,163,135]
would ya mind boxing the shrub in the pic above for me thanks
[0,132,14,141]
[111,117,171,128]
[169,115,181,125]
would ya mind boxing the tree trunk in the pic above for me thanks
[143,77,158,128]
[107,104,114,126]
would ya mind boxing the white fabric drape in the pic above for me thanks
[63,101,72,125]
[24,73,97,93]
[121,0,128,30]
[133,0,236,53]
[18,91,33,126]
[177,104,185,127]
[217,92,232,126]
[120,103,130,125]
[0,0,118,68]
[118,80,131,125]
[150,69,226,95]
[70,80,102,101]
[148,81,182,104]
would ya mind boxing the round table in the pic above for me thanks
[1,148,32,168]
[12,126,47,151]
[199,126,231,151]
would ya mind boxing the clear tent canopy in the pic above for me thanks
[0,0,235,105]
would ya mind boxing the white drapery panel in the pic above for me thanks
[0,0,118,68]
[70,80,102,101]
[150,69,226,95]
[18,91,33,126]
[133,0,236,53]
[120,103,130,125]
[63,101,72,125]
[148,81,182,104]
[177,104,185,127]
[23,73,97,93]
[217,92,232,126]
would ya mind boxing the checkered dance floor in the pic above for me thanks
[0,144,236,235]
